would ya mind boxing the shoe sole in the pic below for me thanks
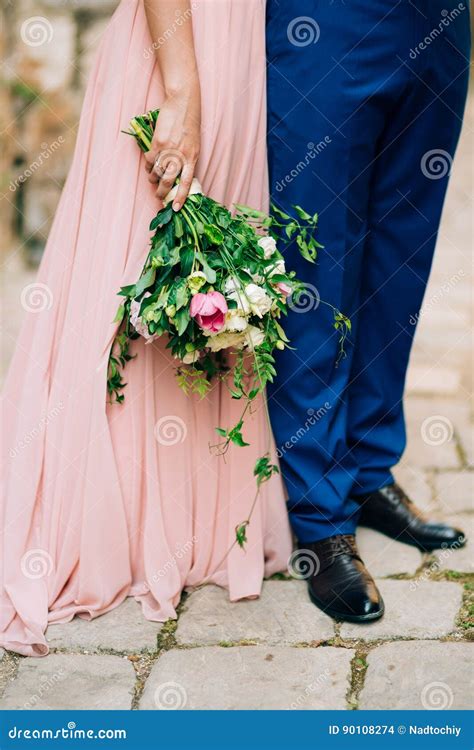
[358,523,467,553]
[308,587,385,624]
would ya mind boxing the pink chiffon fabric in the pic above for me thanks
[1,0,292,657]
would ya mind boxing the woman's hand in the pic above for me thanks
[143,0,201,211]
[144,80,201,211]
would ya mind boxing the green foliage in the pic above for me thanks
[107,108,352,550]
[254,454,280,487]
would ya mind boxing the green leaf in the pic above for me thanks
[270,204,291,221]
[215,427,227,437]
[248,388,261,400]
[135,267,156,297]
[180,246,195,277]
[235,522,248,548]
[150,206,173,230]
[113,304,125,324]
[203,223,225,245]
[230,431,250,448]
[174,308,190,336]
[174,214,184,238]
[175,279,190,311]
[198,254,217,284]
[216,211,231,229]
[295,205,312,221]
[118,284,136,298]
[274,320,290,343]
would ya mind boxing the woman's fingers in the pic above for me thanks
[171,162,195,211]
[155,160,180,200]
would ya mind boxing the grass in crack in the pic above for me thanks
[456,581,474,637]
[130,617,181,710]
[346,649,370,710]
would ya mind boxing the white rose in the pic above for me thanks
[268,258,286,277]
[245,284,273,318]
[225,311,248,332]
[258,236,278,259]
[206,331,246,352]
[242,267,264,284]
[226,288,251,315]
[224,276,242,295]
[244,325,265,349]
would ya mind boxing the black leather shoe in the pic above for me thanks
[297,535,384,623]
[356,483,466,552]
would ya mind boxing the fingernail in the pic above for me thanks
[172,202,180,211]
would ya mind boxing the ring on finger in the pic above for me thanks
[153,154,165,177]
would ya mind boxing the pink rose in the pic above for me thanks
[190,291,228,333]
[276,282,292,298]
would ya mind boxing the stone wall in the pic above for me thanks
[1,0,119,261]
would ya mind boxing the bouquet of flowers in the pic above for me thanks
[108,110,349,547]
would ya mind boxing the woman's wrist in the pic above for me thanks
[163,69,200,100]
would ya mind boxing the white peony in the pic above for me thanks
[225,311,248,332]
[245,284,273,318]
[258,236,278,259]
[244,325,265,349]
[206,331,246,352]
[181,351,201,364]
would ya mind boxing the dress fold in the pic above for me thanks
[1,0,292,657]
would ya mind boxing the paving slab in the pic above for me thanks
[356,527,422,577]
[406,365,461,398]
[340,580,462,640]
[433,514,473,573]
[404,398,463,469]
[393,465,435,512]
[176,581,334,646]
[360,641,473,709]
[433,471,473,515]
[139,646,354,710]
[46,598,162,653]
[0,654,135,710]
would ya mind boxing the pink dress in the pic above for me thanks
[0,0,292,656]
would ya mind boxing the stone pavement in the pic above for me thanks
[1,103,472,714]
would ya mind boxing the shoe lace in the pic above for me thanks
[326,534,360,560]
[380,483,414,509]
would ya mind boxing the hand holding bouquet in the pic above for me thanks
[108,110,350,547]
